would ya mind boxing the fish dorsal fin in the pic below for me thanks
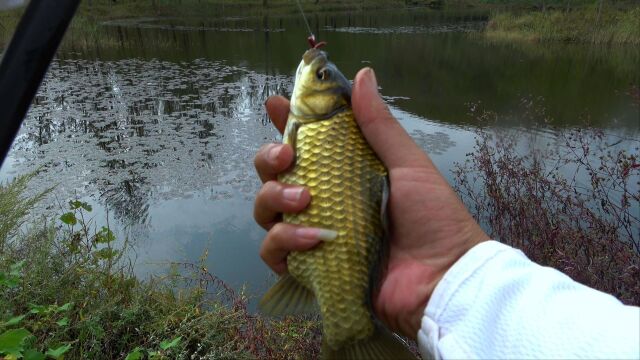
[259,274,318,316]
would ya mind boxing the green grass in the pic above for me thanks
[485,5,640,44]
[0,174,321,359]
[0,0,440,48]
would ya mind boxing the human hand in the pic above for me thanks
[254,68,489,339]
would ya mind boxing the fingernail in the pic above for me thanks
[268,144,282,164]
[283,187,304,202]
[363,68,378,92]
[295,228,338,242]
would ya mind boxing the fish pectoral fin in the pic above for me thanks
[321,325,418,360]
[259,274,317,316]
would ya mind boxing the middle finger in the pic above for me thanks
[254,181,310,230]
[254,143,295,183]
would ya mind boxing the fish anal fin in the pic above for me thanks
[259,274,317,316]
[321,325,418,360]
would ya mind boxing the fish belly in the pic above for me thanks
[279,110,387,349]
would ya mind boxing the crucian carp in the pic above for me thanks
[260,47,416,360]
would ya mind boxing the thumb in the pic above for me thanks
[352,68,430,169]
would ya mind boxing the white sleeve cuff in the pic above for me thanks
[416,240,640,360]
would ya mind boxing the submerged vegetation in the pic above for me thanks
[0,177,320,359]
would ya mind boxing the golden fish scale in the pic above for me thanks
[280,110,387,350]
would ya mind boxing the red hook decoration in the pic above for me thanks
[307,35,327,49]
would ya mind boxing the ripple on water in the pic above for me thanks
[7,58,290,224]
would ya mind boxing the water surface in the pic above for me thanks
[2,8,638,305]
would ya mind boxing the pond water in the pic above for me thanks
[1,8,638,307]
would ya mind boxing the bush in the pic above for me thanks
[454,100,640,305]
[0,175,320,359]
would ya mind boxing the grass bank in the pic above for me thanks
[0,175,320,359]
[0,0,438,46]
[485,5,640,44]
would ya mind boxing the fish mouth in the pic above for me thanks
[302,48,327,66]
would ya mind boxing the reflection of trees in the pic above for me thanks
[10,59,288,227]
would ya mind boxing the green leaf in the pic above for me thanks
[0,328,32,355]
[159,336,181,350]
[69,200,82,210]
[29,304,47,314]
[0,273,19,289]
[69,200,92,212]
[23,349,46,360]
[93,248,119,260]
[95,227,116,244]
[45,344,72,359]
[3,314,27,327]
[148,351,159,359]
[59,212,77,225]
[9,261,25,275]
[55,318,69,327]
[56,303,72,312]
[0,261,24,289]
[124,347,144,360]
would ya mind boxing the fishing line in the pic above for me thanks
[295,0,314,39]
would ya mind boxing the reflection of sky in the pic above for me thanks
[1,21,638,307]
[134,190,271,302]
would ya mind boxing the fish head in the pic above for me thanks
[290,48,352,122]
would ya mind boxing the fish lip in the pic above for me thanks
[302,48,327,66]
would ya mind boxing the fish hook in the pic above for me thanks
[307,34,327,49]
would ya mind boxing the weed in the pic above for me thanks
[454,100,640,305]
[485,4,640,44]
[0,174,320,359]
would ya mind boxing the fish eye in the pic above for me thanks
[316,68,330,81]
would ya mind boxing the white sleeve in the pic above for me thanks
[417,240,640,360]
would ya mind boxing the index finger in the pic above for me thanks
[265,95,290,134]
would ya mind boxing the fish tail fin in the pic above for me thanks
[259,274,317,316]
[322,325,418,360]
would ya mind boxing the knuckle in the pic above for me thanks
[269,222,286,237]
[256,181,277,201]
[261,180,281,197]
[259,245,270,263]
[254,144,275,168]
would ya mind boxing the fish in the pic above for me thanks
[260,47,416,360]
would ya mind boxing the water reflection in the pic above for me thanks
[1,7,638,303]
[9,59,288,226]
